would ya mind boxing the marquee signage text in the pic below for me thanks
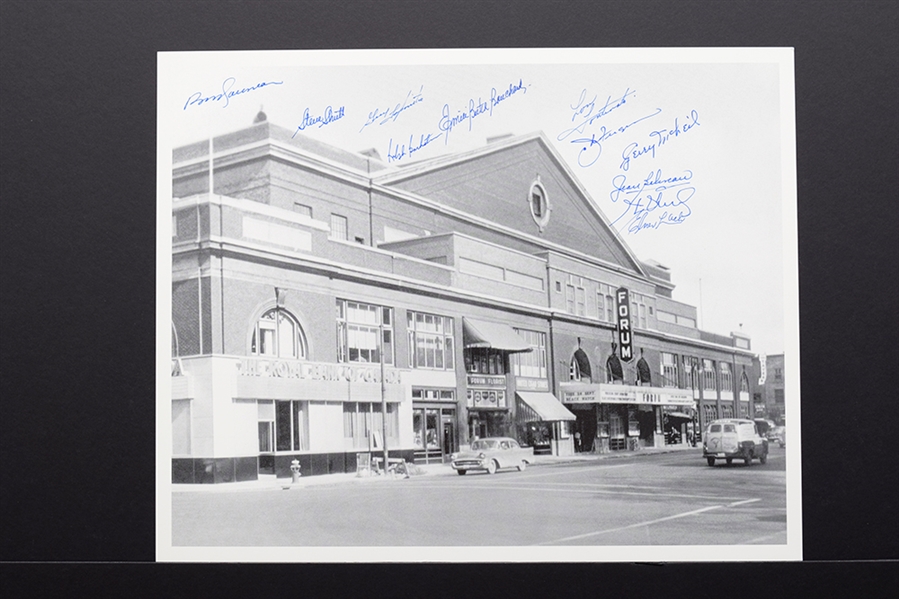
[238,358,402,385]
[616,287,633,361]
[562,384,694,407]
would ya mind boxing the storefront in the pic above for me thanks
[462,317,534,442]
[561,382,694,452]
[515,391,576,456]
[171,355,411,483]
[411,387,457,464]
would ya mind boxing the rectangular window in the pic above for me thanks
[630,294,649,329]
[465,348,505,375]
[575,286,586,317]
[337,300,394,365]
[683,356,700,390]
[511,329,547,378]
[703,359,717,392]
[344,402,399,448]
[293,203,313,217]
[407,311,455,370]
[330,213,348,240]
[172,399,191,455]
[719,362,733,394]
[661,352,678,388]
[566,284,575,313]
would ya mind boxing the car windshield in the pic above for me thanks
[710,424,721,432]
[472,440,498,450]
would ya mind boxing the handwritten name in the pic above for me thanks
[183,77,283,110]
[608,169,696,234]
[293,105,346,137]
[438,78,528,142]
[557,88,637,141]
[360,86,424,132]
[569,109,662,168]
[619,110,700,171]
[387,132,443,163]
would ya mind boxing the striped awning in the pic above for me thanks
[517,392,577,422]
[462,318,533,353]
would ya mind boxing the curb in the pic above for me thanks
[172,445,701,493]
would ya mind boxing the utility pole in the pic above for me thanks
[380,321,389,472]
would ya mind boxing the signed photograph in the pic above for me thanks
[156,48,800,562]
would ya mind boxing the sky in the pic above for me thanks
[158,49,796,356]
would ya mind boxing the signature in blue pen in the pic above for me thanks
[438,78,528,142]
[293,105,345,137]
[387,132,443,163]
[608,169,695,234]
[570,108,662,168]
[183,77,283,110]
[557,88,637,142]
[360,86,425,132]
[619,110,700,171]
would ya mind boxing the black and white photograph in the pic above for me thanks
[156,48,800,561]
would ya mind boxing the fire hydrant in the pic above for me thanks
[290,459,302,484]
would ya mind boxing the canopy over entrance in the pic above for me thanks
[516,392,577,422]
[462,318,533,353]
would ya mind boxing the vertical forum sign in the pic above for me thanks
[616,287,633,362]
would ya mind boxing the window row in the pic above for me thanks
[658,353,751,395]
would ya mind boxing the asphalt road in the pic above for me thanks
[171,446,788,547]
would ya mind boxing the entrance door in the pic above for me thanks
[442,418,456,462]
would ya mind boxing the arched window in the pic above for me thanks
[251,308,308,359]
[740,372,750,394]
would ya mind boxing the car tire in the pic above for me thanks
[706,457,715,466]
[456,469,466,476]
[744,456,751,466]
[726,458,733,465]
[518,460,527,472]
[760,454,767,464]
[486,460,497,475]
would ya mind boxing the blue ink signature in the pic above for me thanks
[293,105,346,137]
[569,109,662,168]
[557,88,637,142]
[608,169,695,234]
[183,77,283,110]
[619,110,700,171]
[438,78,528,143]
[387,132,443,163]
[360,86,424,132]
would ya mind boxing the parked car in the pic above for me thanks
[450,437,532,475]
[767,426,785,446]
[703,419,768,466]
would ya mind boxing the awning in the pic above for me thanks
[516,392,577,421]
[664,411,694,420]
[462,318,533,353]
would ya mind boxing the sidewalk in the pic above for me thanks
[171,444,700,493]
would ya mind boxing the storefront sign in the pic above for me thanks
[561,384,694,407]
[616,287,633,361]
[515,377,549,391]
[758,353,767,385]
[467,389,506,408]
[237,357,402,385]
[467,375,505,387]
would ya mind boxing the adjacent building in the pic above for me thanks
[753,353,785,424]
[170,115,759,483]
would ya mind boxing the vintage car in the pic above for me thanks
[703,418,768,466]
[769,425,786,447]
[450,437,532,475]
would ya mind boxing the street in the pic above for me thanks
[171,446,788,547]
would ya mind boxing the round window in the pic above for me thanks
[529,178,551,231]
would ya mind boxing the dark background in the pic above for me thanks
[1,0,896,593]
